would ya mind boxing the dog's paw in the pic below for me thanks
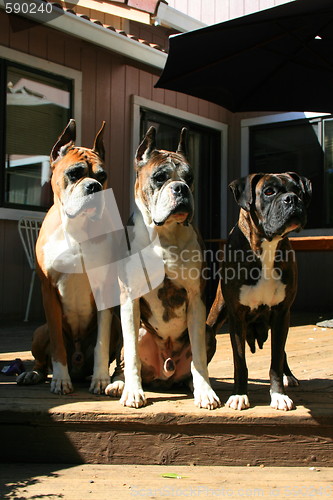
[283,374,299,387]
[270,392,294,411]
[120,386,147,408]
[50,362,73,394]
[105,380,125,398]
[89,372,110,395]
[225,394,250,410]
[194,387,221,410]
[50,377,73,395]
[17,370,45,385]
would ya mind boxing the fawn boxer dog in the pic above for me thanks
[207,172,311,411]
[105,127,220,409]
[17,120,121,394]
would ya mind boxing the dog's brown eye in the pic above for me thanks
[264,187,275,196]
[66,165,85,182]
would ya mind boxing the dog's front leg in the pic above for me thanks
[187,292,221,410]
[270,309,294,411]
[41,280,73,395]
[89,308,112,394]
[119,297,146,408]
[225,318,250,410]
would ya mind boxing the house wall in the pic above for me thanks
[0,11,229,319]
[167,0,294,25]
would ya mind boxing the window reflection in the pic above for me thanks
[5,65,71,209]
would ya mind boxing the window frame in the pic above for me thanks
[241,112,333,236]
[0,47,82,221]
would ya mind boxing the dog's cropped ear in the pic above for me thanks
[287,171,312,208]
[50,119,76,165]
[229,174,262,211]
[93,121,106,161]
[176,127,188,159]
[135,126,156,168]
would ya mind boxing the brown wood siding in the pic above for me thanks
[128,22,176,52]
[110,59,127,216]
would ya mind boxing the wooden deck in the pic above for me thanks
[1,315,333,467]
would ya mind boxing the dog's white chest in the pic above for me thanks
[43,229,84,276]
[43,230,95,332]
[239,239,286,310]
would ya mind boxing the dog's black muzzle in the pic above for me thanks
[170,181,192,209]
[84,180,103,196]
[263,194,307,239]
[282,193,307,226]
[170,182,193,222]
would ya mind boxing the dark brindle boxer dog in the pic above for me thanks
[207,172,311,411]
[105,127,220,409]
[17,120,120,394]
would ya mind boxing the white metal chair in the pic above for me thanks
[18,216,44,321]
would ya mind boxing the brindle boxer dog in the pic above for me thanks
[17,120,121,394]
[105,127,220,409]
[207,172,311,411]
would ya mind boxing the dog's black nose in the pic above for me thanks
[171,182,188,196]
[283,193,298,206]
[84,181,102,195]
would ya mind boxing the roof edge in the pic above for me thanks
[0,1,168,70]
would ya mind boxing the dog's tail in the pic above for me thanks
[207,281,228,334]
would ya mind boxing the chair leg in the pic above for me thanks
[24,270,36,322]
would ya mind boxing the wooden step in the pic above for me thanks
[1,319,333,466]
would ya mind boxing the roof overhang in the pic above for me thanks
[0,1,168,70]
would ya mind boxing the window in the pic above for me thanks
[140,109,221,239]
[249,117,333,229]
[1,60,72,210]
